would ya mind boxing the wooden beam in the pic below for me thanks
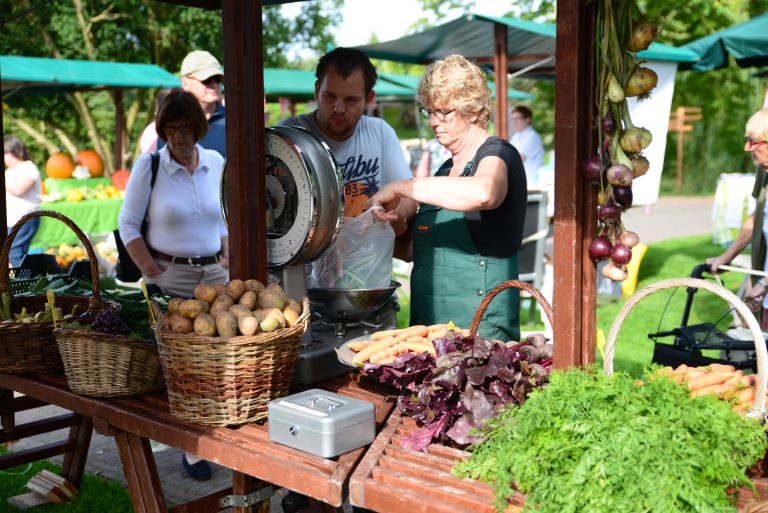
[553,1,598,368]
[221,0,267,282]
[493,23,509,140]
[114,89,124,172]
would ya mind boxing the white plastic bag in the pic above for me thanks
[310,207,395,289]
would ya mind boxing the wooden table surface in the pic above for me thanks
[0,372,397,512]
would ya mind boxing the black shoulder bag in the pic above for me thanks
[114,152,159,282]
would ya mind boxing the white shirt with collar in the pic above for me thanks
[510,125,544,185]
[118,144,227,257]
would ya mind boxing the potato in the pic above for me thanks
[238,315,259,336]
[170,314,194,334]
[264,308,286,328]
[194,313,217,337]
[209,294,235,317]
[252,308,269,322]
[260,315,281,333]
[226,279,246,301]
[285,299,302,314]
[194,284,218,304]
[238,290,258,310]
[168,297,184,315]
[215,312,238,338]
[266,282,285,295]
[283,307,300,328]
[258,290,285,310]
[244,279,265,294]
[180,299,207,319]
[161,312,174,327]
[228,304,253,319]
[214,284,227,297]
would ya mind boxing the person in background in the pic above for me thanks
[277,47,416,236]
[414,138,452,178]
[3,136,42,268]
[369,54,527,342]
[179,50,226,157]
[509,105,544,186]
[118,90,228,481]
[707,107,768,327]
[138,88,172,154]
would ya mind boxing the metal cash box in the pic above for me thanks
[267,389,375,458]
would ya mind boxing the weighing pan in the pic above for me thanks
[308,281,401,322]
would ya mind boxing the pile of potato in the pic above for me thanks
[163,279,303,337]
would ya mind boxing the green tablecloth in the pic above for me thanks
[44,177,112,194]
[30,198,122,250]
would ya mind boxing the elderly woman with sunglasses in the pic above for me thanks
[707,108,768,325]
[118,89,229,298]
[369,55,527,342]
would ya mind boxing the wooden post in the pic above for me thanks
[493,23,509,140]
[221,0,267,282]
[668,106,702,193]
[113,89,124,173]
[553,0,599,368]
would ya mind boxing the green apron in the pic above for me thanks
[410,163,521,342]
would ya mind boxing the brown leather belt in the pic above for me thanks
[150,249,220,266]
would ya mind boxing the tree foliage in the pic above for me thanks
[1,0,341,174]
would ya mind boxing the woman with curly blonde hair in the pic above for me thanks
[369,55,527,342]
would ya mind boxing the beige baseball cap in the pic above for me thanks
[180,50,223,80]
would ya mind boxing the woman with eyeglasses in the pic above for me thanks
[368,54,527,342]
[118,89,229,298]
[707,107,768,326]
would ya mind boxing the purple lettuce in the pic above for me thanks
[365,331,552,452]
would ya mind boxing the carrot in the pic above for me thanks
[671,364,689,376]
[723,370,743,387]
[670,373,686,384]
[690,383,732,398]
[683,370,708,381]
[347,340,371,352]
[739,375,758,387]
[352,335,397,364]
[709,363,736,373]
[687,371,735,391]
[371,329,401,341]
[734,386,756,405]
[653,366,673,377]
[391,325,428,344]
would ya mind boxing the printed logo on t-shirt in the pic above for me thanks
[339,154,381,217]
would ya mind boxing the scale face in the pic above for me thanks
[220,125,344,270]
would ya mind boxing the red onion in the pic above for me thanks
[613,186,633,209]
[598,203,621,222]
[611,243,633,266]
[631,155,650,178]
[620,230,640,248]
[601,112,614,133]
[588,236,613,262]
[584,155,603,181]
[606,164,634,187]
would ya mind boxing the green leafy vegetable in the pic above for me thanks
[454,367,768,513]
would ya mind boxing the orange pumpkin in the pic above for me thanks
[75,149,104,177]
[45,152,75,179]
[111,169,131,191]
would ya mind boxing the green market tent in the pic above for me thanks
[680,13,768,71]
[263,68,415,100]
[1,55,180,95]
[355,13,697,74]
[380,72,535,100]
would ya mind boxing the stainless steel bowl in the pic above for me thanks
[308,281,401,322]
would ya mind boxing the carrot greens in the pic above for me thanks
[454,367,768,513]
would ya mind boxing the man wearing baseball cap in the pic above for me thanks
[179,50,226,157]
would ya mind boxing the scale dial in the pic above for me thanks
[220,126,343,268]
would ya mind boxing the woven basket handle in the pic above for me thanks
[469,280,553,337]
[604,277,767,418]
[0,210,102,312]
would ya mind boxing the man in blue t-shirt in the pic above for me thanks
[178,50,226,157]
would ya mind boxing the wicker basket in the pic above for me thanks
[156,297,311,426]
[469,279,553,338]
[0,211,106,374]
[55,329,164,398]
[604,277,767,418]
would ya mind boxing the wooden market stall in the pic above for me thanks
[0,1,601,512]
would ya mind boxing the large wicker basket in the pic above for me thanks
[469,279,553,337]
[605,278,768,511]
[0,211,106,374]
[156,297,311,426]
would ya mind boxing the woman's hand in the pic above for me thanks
[744,280,767,311]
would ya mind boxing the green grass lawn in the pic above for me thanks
[0,448,134,513]
[597,234,748,377]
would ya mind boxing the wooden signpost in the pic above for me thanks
[668,106,703,193]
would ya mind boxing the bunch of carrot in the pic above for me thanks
[348,324,469,365]
[653,364,760,415]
